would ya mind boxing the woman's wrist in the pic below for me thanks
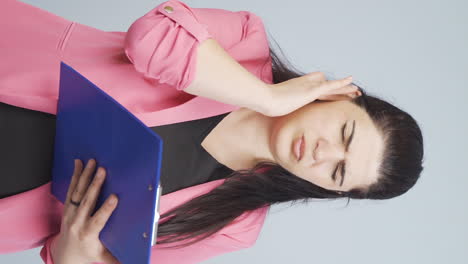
[50,233,65,264]
[253,83,276,116]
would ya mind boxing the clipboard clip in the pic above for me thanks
[151,183,162,246]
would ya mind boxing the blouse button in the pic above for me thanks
[163,6,174,13]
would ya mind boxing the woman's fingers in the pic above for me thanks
[68,159,119,236]
[86,193,118,235]
[66,159,97,227]
[53,158,121,264]
[317,80,357,97]
[317,80,362,101]
[63,159,84,223]
[65,159,83,206]
[74,167,106,224]
[312,76,353,98]
[71,159,97,205]
[327,76,353,90]
[319,93,358,101]
[329,83,359,95]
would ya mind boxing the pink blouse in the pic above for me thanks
[0,0,273,263]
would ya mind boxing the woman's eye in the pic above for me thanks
[332,121,347,182]
[333,120,354,185]
[342,122,347,142]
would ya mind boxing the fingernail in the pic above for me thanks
[109,195,117,205]
[97,168,104,178]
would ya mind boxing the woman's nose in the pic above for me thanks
[314,138,345,162]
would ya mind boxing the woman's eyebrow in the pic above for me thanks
[340,120,356,186]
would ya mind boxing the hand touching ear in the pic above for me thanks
[266,72,361,117]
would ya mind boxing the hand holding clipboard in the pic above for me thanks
[50,159,120,264]
[51,62,163,264]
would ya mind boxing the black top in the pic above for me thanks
[149,112,234,195]
[0,101,234,199]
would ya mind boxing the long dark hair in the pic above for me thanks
[154,36,425,249]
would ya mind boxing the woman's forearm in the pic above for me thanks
[184,38,273,116]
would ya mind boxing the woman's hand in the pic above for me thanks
[50,158,120,264]
[265,72,362,117]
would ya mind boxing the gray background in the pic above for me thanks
[2,0,467,263]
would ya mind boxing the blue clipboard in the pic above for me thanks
[51,61,163,264]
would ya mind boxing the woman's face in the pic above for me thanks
[269,100,385,192]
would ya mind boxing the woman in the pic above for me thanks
[0,0,424,263]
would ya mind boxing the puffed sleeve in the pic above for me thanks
[124,0,213,91]
[124,0,271,91]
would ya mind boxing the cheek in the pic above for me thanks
[270,120,298,161]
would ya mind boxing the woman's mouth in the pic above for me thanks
[294,134,305,162]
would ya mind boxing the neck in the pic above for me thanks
[201,108,276,171]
